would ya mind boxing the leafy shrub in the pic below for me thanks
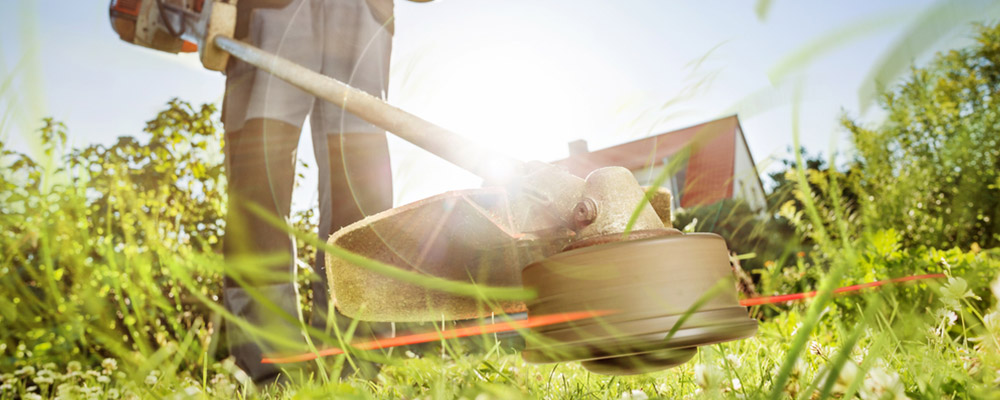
[0,100,229,374]
[845,23,1000,250]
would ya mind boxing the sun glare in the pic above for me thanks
[388,15,641,204]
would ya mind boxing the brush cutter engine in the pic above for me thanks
[109,0,236,71]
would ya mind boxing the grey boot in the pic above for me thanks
[224,283,304,383]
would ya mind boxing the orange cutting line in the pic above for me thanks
[739,273,946,306]
[262,273,947,364]
[261,310,613,364]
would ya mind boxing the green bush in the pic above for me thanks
[845,23,1000,250]
[0,100,229,373]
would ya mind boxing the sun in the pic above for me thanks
[386,14,641,205]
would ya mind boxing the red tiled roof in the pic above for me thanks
[552,115,739,207]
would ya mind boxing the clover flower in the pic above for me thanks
[35,369,55,385]
[67,361,82,373]
[694,363,723,390]
[725,353,742,368]
[144,372,158,386]
[56,382,76,399]
[102,358,118,373]
[620,389,648,399]
[861,366,909,400]
[817,360,858,395]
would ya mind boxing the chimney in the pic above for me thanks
[568,139,589,157]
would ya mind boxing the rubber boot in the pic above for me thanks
[223,284,303,384]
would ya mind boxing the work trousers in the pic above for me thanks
[220,0,394,382]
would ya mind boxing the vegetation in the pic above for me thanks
[2,18,1000,400]
[845,23,1000,250]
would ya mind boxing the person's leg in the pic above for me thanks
[310,0,393,329]
[221,0,321,384]
[311,134,393,292]
[311,133,393,381]
[222,118,304,383]
[306,0,395,376]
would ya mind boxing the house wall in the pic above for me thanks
[732,126,767,212]
[631,159,683,211]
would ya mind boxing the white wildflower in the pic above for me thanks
[122,388,140,400]
[861,366,909,400]
[67,361,82,373]
[694,363,723,390]
[984,310,1000,334]
[107,388,121,399]
[56,383,76,398]
[16,366,36,376]
[818,361,858,395]
[725,353,742,368]
[808,341,827,358]
[144,373,158,386]
[23,393,42,400]
[0,383,13,392]
[933,308,958,327]
[97,375,110,384]
[620,389,648,399]
[730,377,742,391]
[184,386,202,396]
[82,385,104,400]
[102,358,118,373]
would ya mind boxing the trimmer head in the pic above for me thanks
[327,167,757,374]
[520,233,757,374]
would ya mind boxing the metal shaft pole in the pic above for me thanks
[214,36,525,183]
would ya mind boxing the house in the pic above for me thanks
[552,115,766,212]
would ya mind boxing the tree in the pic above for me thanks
[845,23,1000,250]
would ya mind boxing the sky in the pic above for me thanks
[0,0,995,211]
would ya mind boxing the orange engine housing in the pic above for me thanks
[109,0,198,53]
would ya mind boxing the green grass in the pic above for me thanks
[4,4,1000,399]
[2,107,1000,400]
